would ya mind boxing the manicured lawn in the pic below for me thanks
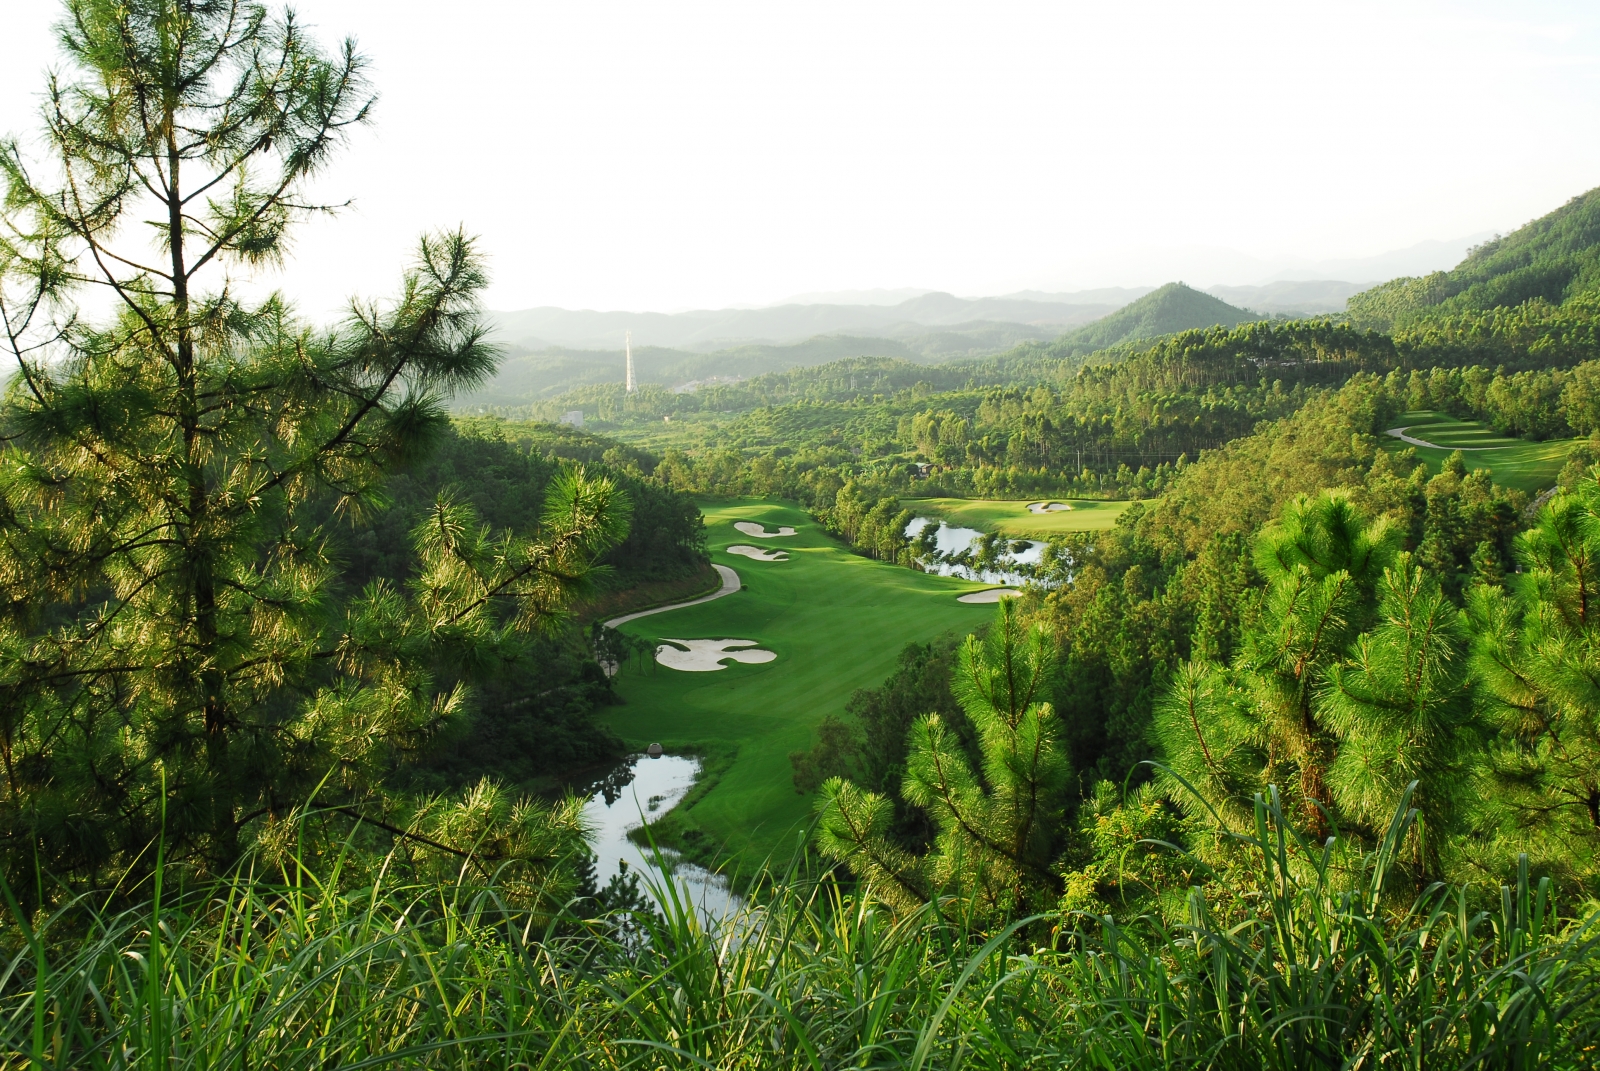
[603,498,998,864]
[902,496,1142,536]
[1385,410,1576,494]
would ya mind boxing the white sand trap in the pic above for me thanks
[656,638,777,672]
[1027,502,1073,514]
[958,588,1023,603]
[734,521,797,538]
[727,544,788,562]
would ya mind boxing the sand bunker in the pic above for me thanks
[656,638,777,672]
[957,588,1022,603]
[734,521,797,538]
[726,544,788,562]
[1027,502,1073,514]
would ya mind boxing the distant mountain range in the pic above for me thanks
[486,279,1370,360]
[487,292,1127,353]
[470,279,1369,407]
[466,236,1488,409]
[461,283,1268,409]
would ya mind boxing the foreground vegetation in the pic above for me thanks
[7,791,1598,1069]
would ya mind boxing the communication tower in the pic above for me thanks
[625,330,636,393]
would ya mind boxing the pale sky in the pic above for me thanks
[4,0,1600,317]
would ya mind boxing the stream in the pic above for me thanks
[583,753,739,921]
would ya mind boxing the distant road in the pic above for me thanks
[604,564,741,628]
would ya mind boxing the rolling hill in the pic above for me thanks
[1348,186,1600,328]
[459,282,1266,411]
[1051,283,1257,355]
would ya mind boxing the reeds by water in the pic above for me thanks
[4,791,1597,1069]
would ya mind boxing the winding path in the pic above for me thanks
[604,564,742,628]
[1385,426,1491,451]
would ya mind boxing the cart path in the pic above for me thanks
[1385,426,1492,451]
[604,564,741,628]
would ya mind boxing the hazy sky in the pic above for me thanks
[4,1,1600,316]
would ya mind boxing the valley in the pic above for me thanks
[602,499,995,862]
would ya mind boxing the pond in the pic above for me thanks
[582,752,739,922]
[905,517,1045,586]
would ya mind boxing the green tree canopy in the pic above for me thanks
[0,0,626,902]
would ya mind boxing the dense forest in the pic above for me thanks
[9,2,1600,1067]
[491,260,1600,518]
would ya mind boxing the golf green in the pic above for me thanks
[602,498,998,864]
[1384,410,1576,494]
[903,496,1141,536]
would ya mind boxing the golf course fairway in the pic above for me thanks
[903,496,1140,536]
[602,498,999,865]
[1382,410,1577,494]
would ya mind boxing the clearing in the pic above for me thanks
[603,498,997,864]
[903,496,1143,536]
[1382,410,1576,494]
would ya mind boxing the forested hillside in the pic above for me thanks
[1349,186,1600,328]
[330,422,708,792]
[1051,281,1255,353]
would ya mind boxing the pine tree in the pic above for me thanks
[1156,493,1475,880]
[1236,492,1396,836]
[0,0,626,899]
[1468,468,1600,879]
[816,601,1069,918]
[1321,557,1477,879]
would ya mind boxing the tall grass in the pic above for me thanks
[3,791,1598,1069]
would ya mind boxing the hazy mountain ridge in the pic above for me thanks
[459,330,1012,409]
[467,283,1267,407]
[487,291,1126,352]
[1203,280,1368,315]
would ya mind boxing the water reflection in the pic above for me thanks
[906,517,1044,586]
[583,753,738,922]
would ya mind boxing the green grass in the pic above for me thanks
[8,794,1595,1068]
[902,496,1140,536]
[1385,410,1577,494]
[604,498,996,864]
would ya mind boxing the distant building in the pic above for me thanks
[559,410,584,428]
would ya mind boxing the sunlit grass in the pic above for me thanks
[604,498,993,864]
[1385,410,1577,494]
[903,496,1143,536]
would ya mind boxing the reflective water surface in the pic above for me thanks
[905,517,1044,586]
[582,753,739,921]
